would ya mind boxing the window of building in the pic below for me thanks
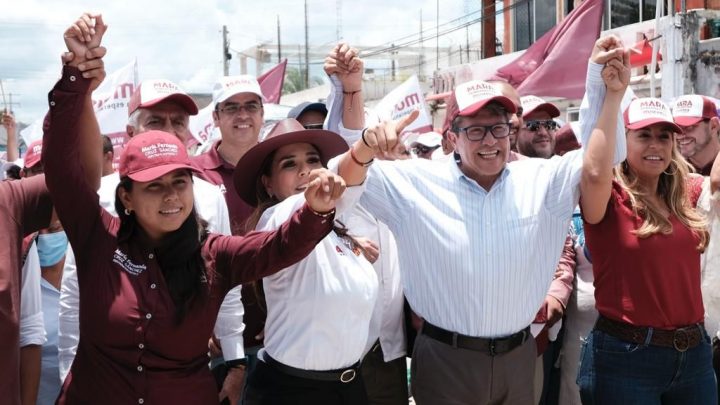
[513,0,558,50]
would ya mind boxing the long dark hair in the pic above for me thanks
[115,174,210,323]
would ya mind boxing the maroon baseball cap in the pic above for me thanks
[23,140,43,169]
[671,95,719,127]
[128,80,199,117]
[234,118,348,207]
[118,130,199,182]
[520,95,561,118]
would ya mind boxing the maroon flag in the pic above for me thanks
[495,0,604,99]
[257,59,287,104]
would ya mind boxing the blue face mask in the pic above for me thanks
[37,231,68,267]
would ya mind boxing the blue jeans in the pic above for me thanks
[577,328,717,404]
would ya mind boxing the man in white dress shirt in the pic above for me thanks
[328,36,628,404]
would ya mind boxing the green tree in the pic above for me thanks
[282,67,323,94]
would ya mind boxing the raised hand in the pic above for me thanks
[304,168,347,214]
[590,35,625,66]
[1,111,16,132]
[63,13,107,68]
[601,51,630,94]
[324,42,364,92]
[360,109,420,156]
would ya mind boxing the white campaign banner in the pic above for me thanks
[189,103,219,147]
[20,60,138,168]
[372,75,433,137]
[93,60,138,168]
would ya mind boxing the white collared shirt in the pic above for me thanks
[20,242,45,347]
[58,172,242,381]
[258,190,378,370]
[345,205,406,361]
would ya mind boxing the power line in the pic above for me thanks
[362,0,529,58]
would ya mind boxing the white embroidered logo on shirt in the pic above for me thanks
[113,249,147,276]
[219,184,227,194]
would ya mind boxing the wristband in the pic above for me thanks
[225,358,248,369]
[350,147,374,167]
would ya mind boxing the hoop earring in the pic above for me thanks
[663,163,678,176]
[124,208,132,216]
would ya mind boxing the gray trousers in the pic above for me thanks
[410,331,536,405]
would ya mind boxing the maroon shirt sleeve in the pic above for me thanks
[43,67,115,259]
[4,175,53,236]
[206,204,333,290]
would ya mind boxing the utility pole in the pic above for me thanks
[419,9,425,81]
[222,25,231,76]
[277,16,282,63]
[466,25,471,62]
[481,0,496,58]
[336,0,342,41]
[391,44,396,81]
[436,0,440,70]
[304,0,310,89]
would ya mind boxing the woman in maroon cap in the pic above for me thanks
[235,119,378,405]
[577,53,717,403]
[43,47,345,405]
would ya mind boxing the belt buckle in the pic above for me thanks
[340,369,356,383]
[488,340,496,356]
[673,329,690,352]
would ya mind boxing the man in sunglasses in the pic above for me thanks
[287,101,328,130]
[672,94,720,176]
[517,95,562,158]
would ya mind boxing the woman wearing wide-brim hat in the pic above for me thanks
[237,118,378,405]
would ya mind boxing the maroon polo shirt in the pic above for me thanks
[192,142,268,350]
[44,67,333,404]
[191,142,254,236]
[0,175,53,405]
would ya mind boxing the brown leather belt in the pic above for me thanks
[595,316,705,352]
[422,322,530,356]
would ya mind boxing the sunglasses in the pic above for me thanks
[525,120,558,132]
[412,145,440,155]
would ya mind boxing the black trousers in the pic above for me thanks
[360,343,408,405]
[243,359,368,405]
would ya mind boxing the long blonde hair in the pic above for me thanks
[614,142,708,251]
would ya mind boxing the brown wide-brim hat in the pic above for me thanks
[233,118,349,207]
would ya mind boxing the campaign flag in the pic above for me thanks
[495,0,604,99]
[257,59,288,104]
[373,75,433,139]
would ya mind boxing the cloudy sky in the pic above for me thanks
[0,0,490,124]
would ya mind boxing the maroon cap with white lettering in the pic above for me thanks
[23,140,43,169]
[128,79,199,117]
[118,130,199,182]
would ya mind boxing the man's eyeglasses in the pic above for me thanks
[217,102,263,115]
[456,123,511,141]
[525,120,558,132]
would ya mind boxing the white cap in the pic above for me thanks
[451,80,517,119]
[212,75,264,105]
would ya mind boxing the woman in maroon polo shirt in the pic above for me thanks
[43,63,346,403]
[577,54,716,404]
